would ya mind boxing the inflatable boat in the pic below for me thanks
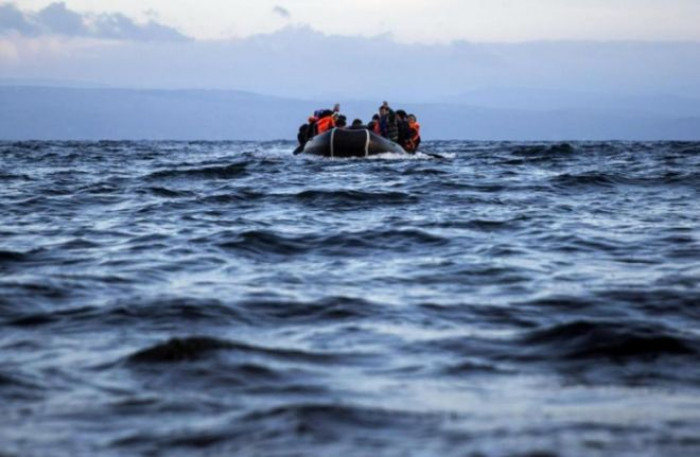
[297,128,407,158]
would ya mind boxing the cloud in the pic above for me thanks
[0,2,189,42]
[0,3,39,36]
[272,6,291,19]
[88,12,188,42]
[36,2,86,36]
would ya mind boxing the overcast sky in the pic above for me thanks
[2,1,700,105]
[2,1,700,139]
[7,0,700,43]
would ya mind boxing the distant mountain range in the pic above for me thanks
[1,85,699,141]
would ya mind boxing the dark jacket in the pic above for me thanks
[397,118,410,145]
[297,121,316,146]
[380,109,398,142]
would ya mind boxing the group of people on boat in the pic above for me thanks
[296,102,421,153]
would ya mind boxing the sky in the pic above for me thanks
[2,1,700,139]
[1,1,699,104]
[5,0,700,44]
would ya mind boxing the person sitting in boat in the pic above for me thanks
[335,115,347,128]
[294,116,317,153]
[315,111,337,134]
[313,103,340,119]
[311,102,341,134]
[378,102,398,143]
[395,109,411,147]
[404,113,421,152]
[349,118,366,129]
[367,114,381,134]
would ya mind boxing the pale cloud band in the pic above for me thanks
[3,1,700,44]
[0,2,189,41]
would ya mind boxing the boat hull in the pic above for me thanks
[301,128,407,157]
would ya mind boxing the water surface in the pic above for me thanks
[1,140,699,456]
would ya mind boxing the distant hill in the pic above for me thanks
[1,86,699,141]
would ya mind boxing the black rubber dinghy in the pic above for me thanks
[300,128,407,157]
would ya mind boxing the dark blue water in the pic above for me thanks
[1,140,699,456]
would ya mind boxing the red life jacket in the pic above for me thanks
[316,115,335,134]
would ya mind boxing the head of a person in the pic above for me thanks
[308,116,316,123]
[408,114,417,122]
[372,114,380,121]
[333,103,340,112]
[336,116,347,127]
[351,119,363,127]
[396,109,407,119]
[379,106,388,115]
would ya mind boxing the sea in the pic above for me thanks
[1,140,699,457]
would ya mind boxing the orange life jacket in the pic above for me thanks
[316,115,335,134]
[405,121,421,152]
[410,121,420,140]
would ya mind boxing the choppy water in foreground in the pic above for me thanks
[1,140,699,457]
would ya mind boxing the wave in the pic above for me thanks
[595,288,700,325]
[666,141,700,155]
[550,172,618,188]
[551,171,700,189]
[127,336,239,363]
[210,228,448,258]
[0,249,27,264]
[511,142,577,156]
[424,217,526,232]
[0,368,45,401]
[521,320,699,362]
[126,335,356,367]
[236,296,381,324]
[145,162,249,180]
[441,359,514,376]
[7,297,246,329]
[295,189,418,207]
[109,402,440,455]
[9,294,383,333]
[197,189,267,204]
[215,230,309,256]
[142,186,195,198]
[0,279,73,304]
[323,228,448,251]
[239,402,433,432]
[0,172,32,181]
